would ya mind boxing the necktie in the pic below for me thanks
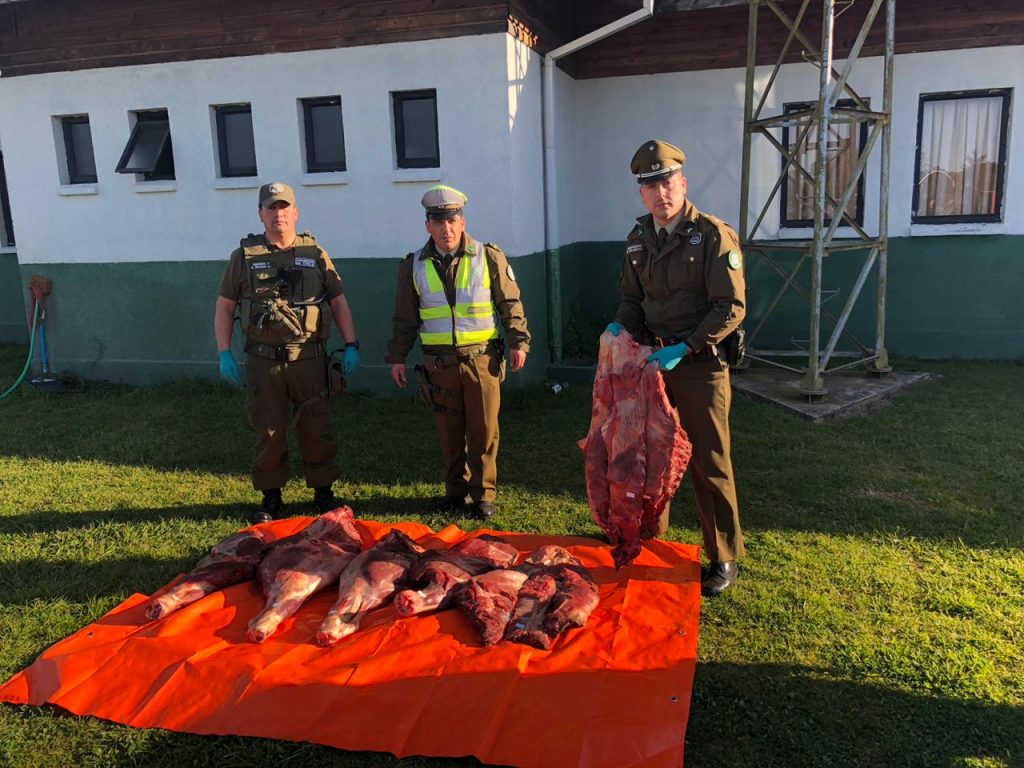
[656,228,668,250]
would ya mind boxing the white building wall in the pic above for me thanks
[504,36,546,255]
[571,45,1024,243]
[0,32,548,266]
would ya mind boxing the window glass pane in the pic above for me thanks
[310,103,345,166]
[69,121,97,179]
[917,95,1004,218]
[120,122,169,173]
[402,97,437,161]
[783,104,861,225]
[0,151,13,247]
[222,110,256,173]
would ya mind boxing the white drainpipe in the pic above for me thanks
[542,0,655,364]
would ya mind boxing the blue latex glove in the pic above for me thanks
[647,341,690,371]
[343,346,360,375]
[219,350,241,386]
[605,322,625,337]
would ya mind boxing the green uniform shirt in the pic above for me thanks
[614,200,745,354]
[386,233,531,363]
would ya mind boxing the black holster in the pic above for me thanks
[719,328,747,367]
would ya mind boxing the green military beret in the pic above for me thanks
[630,140,686,184]
[421,184,467,219]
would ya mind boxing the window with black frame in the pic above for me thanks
[780,100,867,228]
[0,151,14,247]
[61,115,98,184]
[302,97,346,173]
[215,104,258,178]
[392,90,439,169]
[115,110,175,181]
[912,89,1011,223]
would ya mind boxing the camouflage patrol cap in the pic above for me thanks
[421,184,467,219]
[258,181,297,208]
[630,140,686,184]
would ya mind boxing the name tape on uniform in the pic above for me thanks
[249,261,271,270]
[294,257,317,268]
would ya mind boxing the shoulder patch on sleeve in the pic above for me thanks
[728,250,743,270]
[506,264,516,282]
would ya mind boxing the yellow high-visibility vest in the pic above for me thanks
[413,237,499,347]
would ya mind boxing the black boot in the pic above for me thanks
[701,560,737,597]
[313,485,338,514]
[472,501,496,521]
[251,489,282,525]
[435,494,469,513]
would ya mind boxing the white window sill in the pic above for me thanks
[909,222,1006,237]
[58,183,98,196]
[0,246,16,255]
[134,180,177,193]
[391,168,442,184]
[213,177,260,190]
[301,171,349,187]
[778,226,867,239]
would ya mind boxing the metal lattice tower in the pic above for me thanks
[739,0,895,398]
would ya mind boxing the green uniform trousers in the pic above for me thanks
[245,353,337,491]
[423,349,503,504]
[654,355,745,562]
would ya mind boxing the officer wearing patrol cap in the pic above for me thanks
[215,181,361,524]
[606,140,746,597]
[386,184,530,520]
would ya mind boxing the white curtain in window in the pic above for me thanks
[786,120,859,224]
[918,96,1003,217]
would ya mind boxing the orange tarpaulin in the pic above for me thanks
[0,519,701,768]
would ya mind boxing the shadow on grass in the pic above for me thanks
[686,662,1023,767]
[0,503,249,536]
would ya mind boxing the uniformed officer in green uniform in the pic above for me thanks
[215,182,361,524]
[607,140,746,597]
[386,185,530,520]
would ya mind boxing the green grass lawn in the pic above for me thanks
[0,345,1022,767]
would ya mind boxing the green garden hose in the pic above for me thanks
[0,300,40,401]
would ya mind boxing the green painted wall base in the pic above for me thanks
[1,251,28,344]
[16,251,550,393]
[557,235,1024,361]
[13,234,1022,391]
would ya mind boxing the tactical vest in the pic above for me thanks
[413,237,499,347]
[238,233,329,346]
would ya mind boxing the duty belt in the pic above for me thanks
[656,334,717,361]
[245,340,323,362]
[421,344,495,371]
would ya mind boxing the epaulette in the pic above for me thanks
[628,222,644,239]
[403,252,414,261]
[483,242,503,255]
[294,232,319,247]
[703,213,736,233]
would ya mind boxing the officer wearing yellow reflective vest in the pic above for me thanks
[386,185,530,520]
[215,182,360,524]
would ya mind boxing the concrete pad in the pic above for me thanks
[730,366,932,421]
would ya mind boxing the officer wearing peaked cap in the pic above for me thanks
[386,185,531,520]
[606,140,747,597]
[215,181,361,524]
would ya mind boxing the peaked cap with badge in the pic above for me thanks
[258,181,297,208]
[631,140,687,184]
[421,185,468,219]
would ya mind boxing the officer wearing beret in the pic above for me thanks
[607,141,746,596]
[215,182,361,524]
[386,185,530,520]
